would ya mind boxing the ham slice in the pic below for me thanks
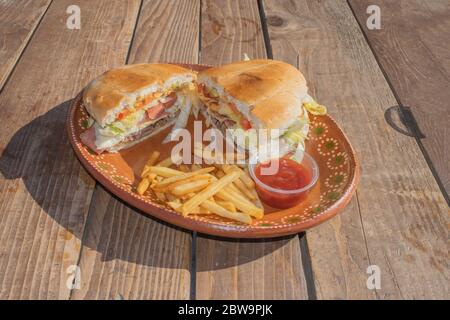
[80,126,105,154]
[146,103,165,120]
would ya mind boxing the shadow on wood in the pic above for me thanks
[0,101,187,269]
[0,100,285,272]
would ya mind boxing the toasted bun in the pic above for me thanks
[83,63,196,126]
[198,59,308,130]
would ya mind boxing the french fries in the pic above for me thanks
[148,166,184,177]
[178,164,190,172]
[201,200,252,224]
[216,187,263,219]
[137,177,150,195]
[155,192,166,202]
[233,178,256,200]
[141,151,161,178]
[223,164,255,189]
[181,170,240,216]
[171,179,211,196]
[155,167,215,188]
[156,156,174,168]
[216,200,236,212]
[135,150,265,224]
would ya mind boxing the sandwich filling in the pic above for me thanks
[81,82,195,153]
[197,83,326,152]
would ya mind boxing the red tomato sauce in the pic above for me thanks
[254,158,313,209]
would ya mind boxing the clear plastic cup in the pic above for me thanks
[248,152,319,209]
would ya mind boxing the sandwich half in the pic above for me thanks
[197,59,326,155]
[80,63,197,153]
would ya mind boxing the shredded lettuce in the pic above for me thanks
[162,96,191,144]
[303,100,327,115]
[121,110,144,128]
[208,87,219,98]
[105,123,125,135]
[284,129,307,145]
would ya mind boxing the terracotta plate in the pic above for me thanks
[67,63,359,238]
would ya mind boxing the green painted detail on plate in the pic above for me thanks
[325,141,335,150]
[81,119,89,129]
[259,223,274,227]
[314,126,325,135]
[334,175,344,184]
[312,205,323,213]
[335,155,344,164]
[113,176,126,183]
[286,217,301,223]
[97,163,110,171]
[327,191,340,200]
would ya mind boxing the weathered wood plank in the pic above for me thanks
[0,0,52,90]
[70,187,192,300]
[128,0,200,64]
[196,0,309,300]
[71,0,200,300]
[0,0,141,299]
[264,0,450,299]
[348,0,450,199]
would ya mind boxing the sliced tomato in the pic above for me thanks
[117,108,132,120]
[163,92,177,108]
[146,103,165,120]
[135,100,144,110]
[240,118,252,130]
[144,95,154,105]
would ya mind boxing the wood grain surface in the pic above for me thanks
[195,0,309,300]
[264,0,449,299]
[0,0,52,90]
[71,0,200,300]
[0,0,448,300]
[0,0,140,299]
[348,0,450,200]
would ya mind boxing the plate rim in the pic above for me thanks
[67,63,360,238]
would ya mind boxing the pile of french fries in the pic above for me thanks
[136,150,263,224]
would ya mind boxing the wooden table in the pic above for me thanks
[0,0,448,300]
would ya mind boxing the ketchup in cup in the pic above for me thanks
[249,153,319,209]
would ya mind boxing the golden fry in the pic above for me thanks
[233,178,256,200]
[147,151,161,166]
[215,170,225,178]
[137,178,150,195]
[227,180,245,197]
[182,170,241,216]
[216,200,236,212]
[171,179,211,196]
[223,164,255,189]
[251,189,263,209]
[156,156,173,168]
[242,167,256,188]
[200,200,252,224]
[155,192,166,202]
[149,166,184,177]
[178,164,190,172]
[141,151,161,178]
[156,167,215,188]
[216,187,263,219]
[167,201,182,211]
[155,174,211,192]
[166,193,177,202]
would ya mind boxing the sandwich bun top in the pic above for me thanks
[83,63,196,126]
[198,59,308,130]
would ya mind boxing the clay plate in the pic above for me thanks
[67,63,359,238]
